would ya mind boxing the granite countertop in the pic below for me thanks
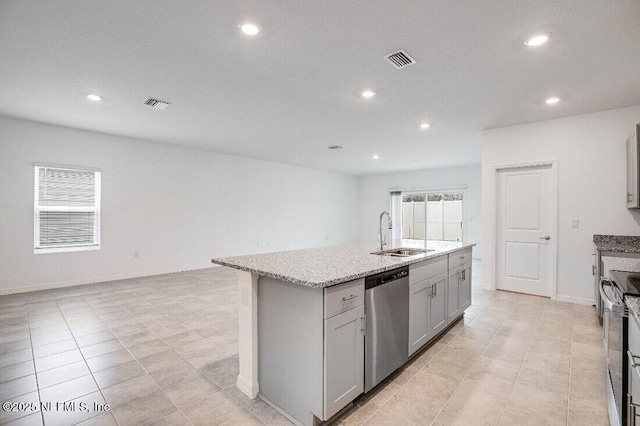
[626,296,640,328]
[594,235,640,253]
[211,242,475,288]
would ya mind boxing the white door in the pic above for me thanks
[496,165,554,297]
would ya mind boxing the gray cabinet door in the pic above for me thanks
[429,272,448,338]
[459,263,472,311]
[408,279,431,357]
[627,133,638,208]
[323,305,364,420]
[448,269,461,322]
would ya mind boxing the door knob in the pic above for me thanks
[539,236,551,240]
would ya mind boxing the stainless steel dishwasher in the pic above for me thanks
[364,266,409,392]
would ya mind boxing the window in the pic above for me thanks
[392,190,463,245]
[34,165,101,254]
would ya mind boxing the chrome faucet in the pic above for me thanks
[379,211,392,250]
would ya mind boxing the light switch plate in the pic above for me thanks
[571,219,579,228]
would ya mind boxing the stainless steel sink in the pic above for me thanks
[371,248,434,257]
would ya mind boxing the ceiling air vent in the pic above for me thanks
[328,145,343,150]
[143,98,171,110]
[384,50,416,69]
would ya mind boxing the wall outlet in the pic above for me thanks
[571,219,579,229]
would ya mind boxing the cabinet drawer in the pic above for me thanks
[449,260,472,277]
[324,279,364,319]
[410,256,448,285]
[449,249,472,270]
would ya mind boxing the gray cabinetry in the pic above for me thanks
[627,125,639,209]
[448,267,461,322]
[258,277,365,426]
[459,264,472,311]
[408,257,449,357]
[447,248,472,323]
[409,271,449,357]
[323,304,365,420]
[448,262,472,323]
[409,278,431,356]
[429,272,448,337]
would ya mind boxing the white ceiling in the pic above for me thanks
[1,1,639,176]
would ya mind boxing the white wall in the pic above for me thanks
[482,105,640,304]
[357,165,482,258]
[0,116,359,294]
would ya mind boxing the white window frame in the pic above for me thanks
[34,164,102,254]
[390,186,467,245]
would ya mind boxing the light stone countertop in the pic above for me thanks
[626,296,640,329]
[603,257,640,327]
[211,242,475,288]
[602,257,640,278]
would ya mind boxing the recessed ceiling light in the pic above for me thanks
[545,96,560,105]
[86,94,102,101]
[240,22,260,36]
[525,33,551,47]
[420,123,430,129]
[361,89,376,99]
[372,154,379,160]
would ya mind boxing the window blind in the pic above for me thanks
[34,166,101,252]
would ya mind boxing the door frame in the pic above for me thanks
[491,160,558,300]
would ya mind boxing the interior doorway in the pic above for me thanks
[495,163,557,297]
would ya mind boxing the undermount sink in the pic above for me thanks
[371,248,434,257]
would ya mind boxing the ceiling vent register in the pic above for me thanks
[385,50,416,69]
[143,98,171,110]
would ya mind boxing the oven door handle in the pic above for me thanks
[600,279,615,311]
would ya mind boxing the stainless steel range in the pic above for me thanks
[605,271,640,426]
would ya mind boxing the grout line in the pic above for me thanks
[79,275,256,426]
[56,299,120,426]
[565,314,574,426]
[81,292,193,426]
[24,303,46,426]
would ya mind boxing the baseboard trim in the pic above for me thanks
[554,295,595,305]
[236,375,259,399]
[0,264,219,296]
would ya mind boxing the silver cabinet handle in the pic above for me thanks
[539,236,551,240]
[342,294,357,301]
[592,265,596,276]
[431,283,437,297]
[461,269,466,281]
[629,193,634,203]
[360,315,366,333]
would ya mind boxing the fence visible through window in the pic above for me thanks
[401,192,463,244]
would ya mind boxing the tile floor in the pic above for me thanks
[0,261,607,425]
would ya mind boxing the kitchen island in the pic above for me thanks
[211,242,474,426]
